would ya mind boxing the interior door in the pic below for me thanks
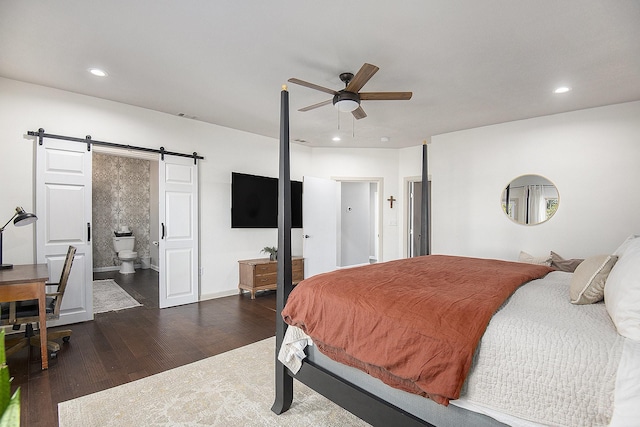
[159,156,199,308]
[302,176,338,278]
[339,181,371,267]
[36,139,93,325]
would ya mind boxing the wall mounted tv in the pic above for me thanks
[231,172,303,228]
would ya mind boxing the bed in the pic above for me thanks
[271,87,640,426]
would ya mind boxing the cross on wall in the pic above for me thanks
[387,196,396,208]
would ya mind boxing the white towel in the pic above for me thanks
[277,326,313,374]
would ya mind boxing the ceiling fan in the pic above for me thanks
[288,63,412,120]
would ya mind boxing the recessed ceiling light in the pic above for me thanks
[332,136,341,142]
[88,68,108,77]
[554,86,571,94]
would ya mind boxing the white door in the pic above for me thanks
[339,181,371,267]
[36,139,93,325]
[302,176,338,278]
[159,156,199,308]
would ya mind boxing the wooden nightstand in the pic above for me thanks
[238,257,304,299]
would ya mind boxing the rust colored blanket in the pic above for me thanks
[282,255,553,405]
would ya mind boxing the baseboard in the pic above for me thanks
[93,263,159,273]
[199,289,238,301]
[93,266,121,273]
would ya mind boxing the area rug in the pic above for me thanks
[58,337,370,427]
[93,279,142,314]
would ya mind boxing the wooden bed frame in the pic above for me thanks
[270,86,491,427]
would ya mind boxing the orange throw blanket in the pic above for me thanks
[282,255,553,405]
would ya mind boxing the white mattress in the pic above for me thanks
[281,271,640,426]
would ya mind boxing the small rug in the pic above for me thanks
[58,337,370,427]
[93,279,142,314]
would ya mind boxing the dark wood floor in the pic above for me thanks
[6,269,277,427]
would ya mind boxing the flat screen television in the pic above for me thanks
[231,172,303,228]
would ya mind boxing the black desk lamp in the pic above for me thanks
[0,207,38,270]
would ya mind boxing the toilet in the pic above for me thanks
[113,235,137,274]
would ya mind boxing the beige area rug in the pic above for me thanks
[58,337,370,427]
[93,279,142,314]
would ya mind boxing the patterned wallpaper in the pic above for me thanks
[92,153,151,269]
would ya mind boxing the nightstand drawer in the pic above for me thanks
[255,263,277,274]
[254,273,276,285]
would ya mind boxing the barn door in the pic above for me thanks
[158,156,199,308]
[36,139,93,325]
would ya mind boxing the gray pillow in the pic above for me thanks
[550,251,583,272]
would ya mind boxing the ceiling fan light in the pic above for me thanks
[334,99,359,112]
[333,91,360,112]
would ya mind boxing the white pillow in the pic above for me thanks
[613,233,640,257]
[605,237,640,341]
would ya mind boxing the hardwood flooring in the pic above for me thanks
[6,269,277,427]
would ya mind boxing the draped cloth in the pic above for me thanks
[526,184,547,224]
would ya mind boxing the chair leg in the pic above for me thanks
[47,329,72,342]
[4,323,37,358]
[29,328,72,358]
[4,335,30,357]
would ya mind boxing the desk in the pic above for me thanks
[0,264,49,370]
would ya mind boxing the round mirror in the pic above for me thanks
[501,175,559,225]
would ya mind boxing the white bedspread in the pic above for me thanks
[455,271,624,427]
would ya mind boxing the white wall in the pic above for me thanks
[399,101,640,260]
[0,77,314,299]
[0,77,405,299]
[5,76,637,299]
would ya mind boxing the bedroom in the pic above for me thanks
[1,1,640,426]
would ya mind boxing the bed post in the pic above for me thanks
[272,84,294,415]
[420,140,431,256]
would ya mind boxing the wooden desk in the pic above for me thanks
[0,264,49,370]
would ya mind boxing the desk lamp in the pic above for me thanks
[0,207,38,269]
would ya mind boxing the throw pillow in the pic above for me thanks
[550,251,584,272]
[569,254,617,305]
[518,251,551,266]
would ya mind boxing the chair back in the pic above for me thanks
[51,246,76,315]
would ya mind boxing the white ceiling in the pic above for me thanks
[1,1,639,149]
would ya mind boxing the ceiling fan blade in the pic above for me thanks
[346,63,379,93]
[288,78,337,96]
[299,99,333,112]
[352,106,367,120]
[359,92,413,101]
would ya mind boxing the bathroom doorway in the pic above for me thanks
[91,147,160,305]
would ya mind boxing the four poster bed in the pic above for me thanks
[271,87,640,426]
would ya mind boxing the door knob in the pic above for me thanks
[304,234,310,238]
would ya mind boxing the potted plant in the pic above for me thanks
[0,330,20,426]
[261,246,277,261]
